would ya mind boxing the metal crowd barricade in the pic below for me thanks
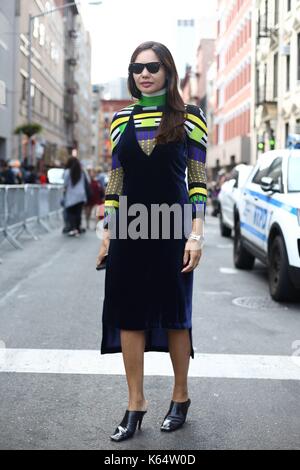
[1,186,24,249]
[48,185,64,227]
[24,185,40,240]
[37,185,51,232]
[0,185,64,250]
[0,187,6,238]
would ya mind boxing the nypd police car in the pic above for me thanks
[233,149,300,302]
[218,164,253,237]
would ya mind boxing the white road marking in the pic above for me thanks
[203,291,232,296]
[0,349,300,380]
[220,267,239,274]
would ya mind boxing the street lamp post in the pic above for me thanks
[26,1,101,165]
[27,14,33,127]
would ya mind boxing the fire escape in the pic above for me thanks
[255,1,279,142]
[256,5,279,112]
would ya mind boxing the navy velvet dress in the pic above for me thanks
[100,96,208,359]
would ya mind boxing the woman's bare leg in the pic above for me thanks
[168,329,191,402]
[120,330,148,411]
[85,206,92,229]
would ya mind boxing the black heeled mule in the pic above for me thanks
[110,409,147,442]
[160,398,191,432]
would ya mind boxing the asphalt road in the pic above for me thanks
[0,212,299,450]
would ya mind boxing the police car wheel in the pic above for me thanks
[269,236,298,302]
[219,209,232,238]
[234,219,255,270]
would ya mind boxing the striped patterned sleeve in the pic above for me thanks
[185,105,208,221]
[103,112,125,229]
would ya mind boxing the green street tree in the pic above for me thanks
[14,123,43,139]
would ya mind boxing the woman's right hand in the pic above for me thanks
[96,230,110,267]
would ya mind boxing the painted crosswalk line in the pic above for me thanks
[0,349,300,380]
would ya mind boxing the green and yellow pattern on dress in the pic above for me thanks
[103,93,208,227]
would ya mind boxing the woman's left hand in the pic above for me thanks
[181,239,202,273]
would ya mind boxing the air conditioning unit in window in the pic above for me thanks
[280,44,290,55]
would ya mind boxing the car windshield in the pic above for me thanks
[288,157,300,192]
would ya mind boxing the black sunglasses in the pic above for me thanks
[129,62,162,74]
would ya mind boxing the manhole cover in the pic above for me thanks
[232,296,286,310]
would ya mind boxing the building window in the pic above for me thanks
[298,33,300,82]
[285,122,290,147]
[215,124,219,145]
[0,80,6,106]
[48,99,52,120]
[39,24,45,46]
[40,93,44,114]
[274,0,279,24]
[273,52,278,99]
[35,89,40,111]
[31,84,36,109]
[44,97,48,117]
[21,75,27,101]
[33,18,39,39]
[264,0,268,31]
[286,48,290,91]
[54,105,59,125]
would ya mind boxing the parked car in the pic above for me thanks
[233,149,300,302]
[210,181,221,217]
[218,164,253,237]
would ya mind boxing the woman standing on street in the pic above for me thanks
[63,157,87,237]
[84,168,105,230]
[96,41,207,442]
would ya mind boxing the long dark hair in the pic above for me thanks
[128,41,186,144]
[65,157,82,186]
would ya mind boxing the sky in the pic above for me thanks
[80,0,217,84]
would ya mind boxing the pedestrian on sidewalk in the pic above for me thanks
[24,165,38,184]
[63,157,87,237]
[84,168,105,230]
[96,41,207,442]
[0,160,16,184]
[39,171,48,185]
